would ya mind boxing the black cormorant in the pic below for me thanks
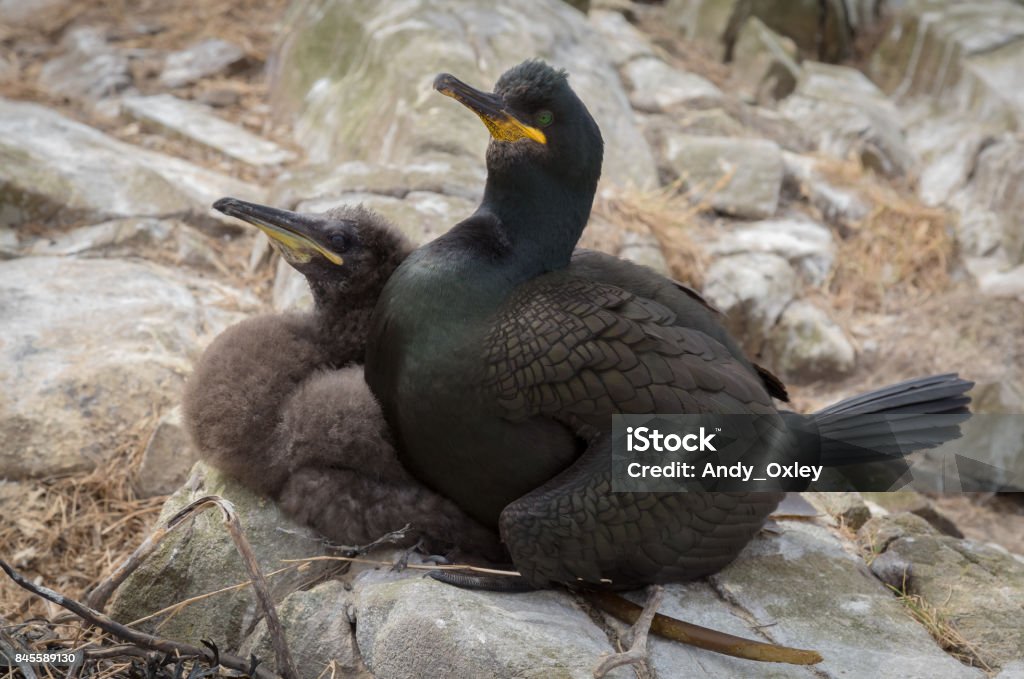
[183,198,503,559]
[364,60,972,594]
[201,198,828,669]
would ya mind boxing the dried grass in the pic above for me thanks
[1,0,289,59]
[815,158,956,313]
[888,582,993,673]
[593,180,713,287]
[0,616,245,678]
[0,415,164,622]
[0,0,295,183]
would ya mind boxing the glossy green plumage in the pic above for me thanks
[365,61,971,590]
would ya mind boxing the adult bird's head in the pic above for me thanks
[213,197,411,308]
[434,60,603,194]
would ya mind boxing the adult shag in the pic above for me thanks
[183,197,503,559]
[364,59,972,595]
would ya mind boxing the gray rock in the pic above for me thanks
[121,94,296,166]
[952,205,1006,261]
[868,523,1024,671]
[136,406,196,498]
[271,255,312,312]
[782,152,871,227]
[702,252,797,342]
[588,10,654,67]
[859,492,963,538]
[270,0,657,190]
[857,513,940,558]
[353,571,628,679]
[870,0,1024,121]
[953,134,1024,264]
[997,661,1024,679]
[663,0,739,60]
[904,106,995,208]
[621,57,722,112]
[0,257,257,480]
[766,300,856,381]
[779,62,914,178]
[240,580,368,678]
[640,110,747,165]
[799,59,895,103]
[708,216,835,284]
[24,218,227,272]
[0,227,18,258]
[297,190,477,248]
[662,135,783,219]
[729,15,801,103]
[160,38,246,88]
[37,26,132,101]
[247,228,272,272]
[968,32,1024,120]
[25,218,177,257]
[713,520,986,679]
[870,0,1024,267]
[967,258,1024,300]
[109,462,339,651]
[803,491,872,530]
[272,155,486,207]
[0,98,261,228]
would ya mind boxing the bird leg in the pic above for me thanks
[593,585,664,678]
[390,537,427,572]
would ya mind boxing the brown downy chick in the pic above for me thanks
[182,198,503,560]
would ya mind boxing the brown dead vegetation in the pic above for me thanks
[0,0,294,183]
[592,180,708,287]
[0,417,161,621]
[815,158,956,314]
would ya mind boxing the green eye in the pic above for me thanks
[536,110,554,127]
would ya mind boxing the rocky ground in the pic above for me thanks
[1,0,1023,677]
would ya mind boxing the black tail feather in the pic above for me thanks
[813,374,973,420]
[789,374,974,466]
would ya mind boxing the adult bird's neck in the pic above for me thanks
[480,167,594,276]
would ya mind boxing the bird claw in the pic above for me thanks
[593,585,665,678]
[390,538,425,572]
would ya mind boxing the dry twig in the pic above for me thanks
[587,590,823,666]
[85,495,297,679]
[0,559,280,679]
